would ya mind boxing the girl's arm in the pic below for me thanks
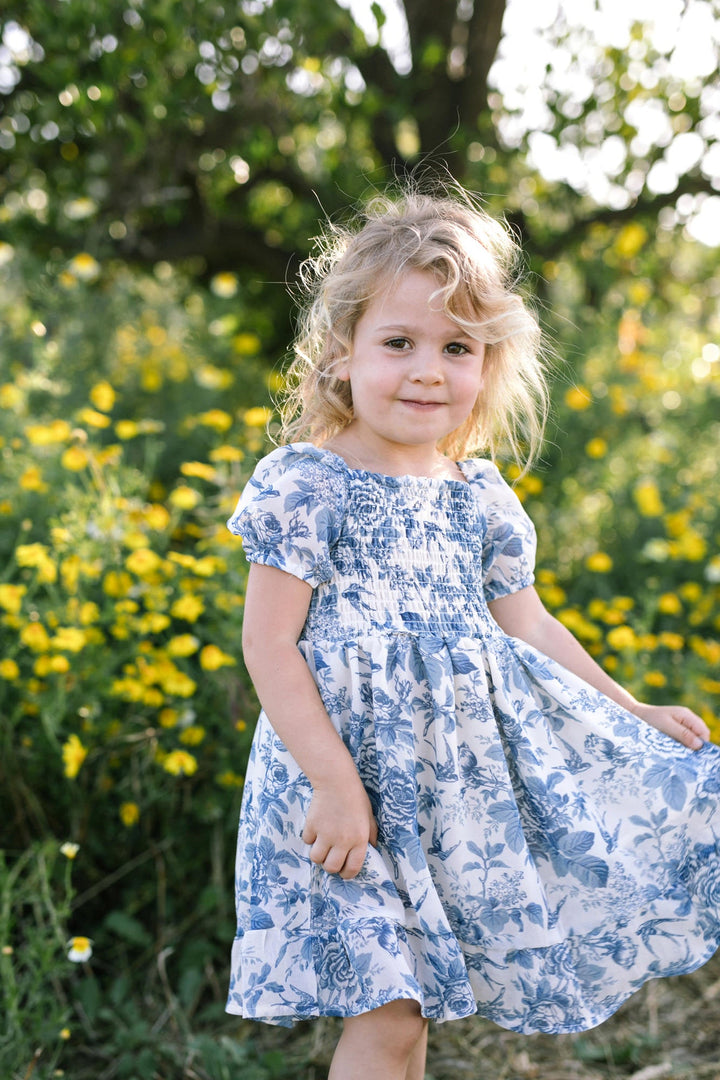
[242,562,378,880]
[488,585,710,751]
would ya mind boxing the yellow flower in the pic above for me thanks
[60,842,79,859]
[16,543,49,568]
[78,601,100,625]
[161,670,197,697]
[159,708,179,728]
[122,525,148,547]
[670,531,707,562]
[200,644,236,671]
[537,584,566,608]
[67,935,93,962]
[51,627,87,653]
[643,671,667,687]
[195,363,234,390]
[169,485,201,510]
[25,420,73,445]
[243,405,272,427]
[658,593,682,615]
[119,802,140,827]
[585,552,613,573]
[1,383,23,410]
[62,734,88,779]
[216,770,244,787]
[564,386,592,411]
[698,678,720,695]
[110,677,145,701]
[634,481,664,517]
[68,253,100,281]
[89,381,116,412]
[125,548,162,577]
[180,461,218,482]
[137,612,171,634]
[35,654,70,675]
[103,570,133,597]
[198,409,233,432]
[162,750,198,776]
[167,552,195,570]
[606,626,637,651]
[210,271,238,298]
[585,437,608,459]
[179,724,206,745]
[61,446,89,471]
[115,419,139,440]
[60,1027,71,1040]
[51,527,72,547]
[210,443,244,462]
[557,608,602,642]
[0,658,20,680]
[233,332,261,355]
[0,583,26,614]
[77,407,112,429]
[658,632,684,651]
[170,594,205,622]
[143,504,170,531]
[19,466,48,492]
[167,634,200,657]
[20,622,51,652]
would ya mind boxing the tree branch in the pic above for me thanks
[463,0,507,117]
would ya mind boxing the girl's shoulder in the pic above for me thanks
[460,457,534,524]
[240,444,349,517]
[247,442,348,485]
[460,457,509,491]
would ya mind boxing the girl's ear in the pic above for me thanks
[334,356,351,382]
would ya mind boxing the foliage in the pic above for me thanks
[0,842,74,1079]
[2,0,719,296]
[0,245,285,1076]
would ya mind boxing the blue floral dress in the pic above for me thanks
[225,442,720,1033]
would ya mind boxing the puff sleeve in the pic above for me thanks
[473,461,537,601]
[227,445,346,587]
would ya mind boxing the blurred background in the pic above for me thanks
[1,0,719,1076]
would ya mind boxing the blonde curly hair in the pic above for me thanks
[279,187,549,466]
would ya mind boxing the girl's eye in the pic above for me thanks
[445,342,470,356]
[384,337,410,350]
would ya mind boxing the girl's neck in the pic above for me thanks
[321,430,464,482]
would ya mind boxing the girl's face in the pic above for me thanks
[336,269,485,463]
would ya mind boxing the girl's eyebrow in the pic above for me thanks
[375,323,473,338]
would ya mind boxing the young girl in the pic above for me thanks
[225,189,720,1080]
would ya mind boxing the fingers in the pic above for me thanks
[305,838,369,879]
[636,702,710,751]
[672,708,710,750]
[302,816,379,879]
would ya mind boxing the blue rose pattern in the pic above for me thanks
[226,443,720,1032]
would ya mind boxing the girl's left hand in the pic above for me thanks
[631,702,710,750]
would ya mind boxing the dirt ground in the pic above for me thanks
[251,950,720,1079]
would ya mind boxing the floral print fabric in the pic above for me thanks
[226,443,720,1033]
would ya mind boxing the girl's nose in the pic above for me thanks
[409,349,444,383]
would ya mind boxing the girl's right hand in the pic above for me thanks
[302,779,379,880]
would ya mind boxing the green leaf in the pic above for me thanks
[103,910,153,946]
